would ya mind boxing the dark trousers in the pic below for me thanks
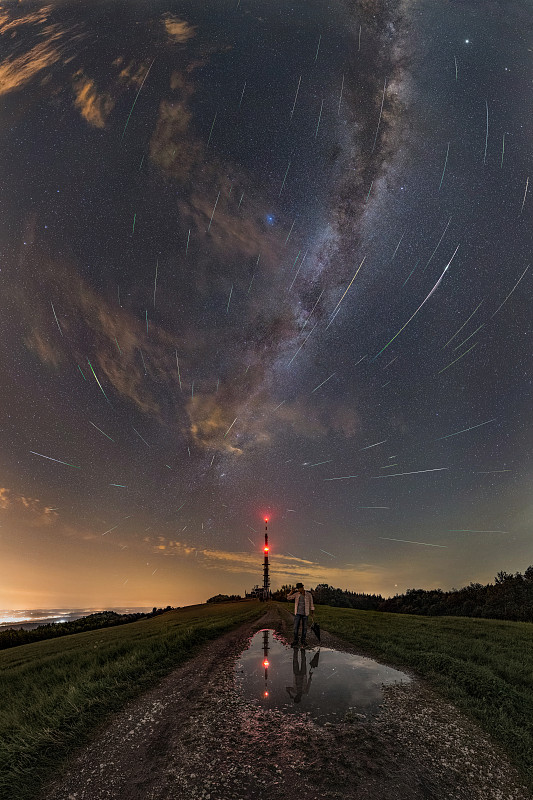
[293,613,308,642]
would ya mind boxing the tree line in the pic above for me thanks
[0,606,174,651]
[273,565,533,622]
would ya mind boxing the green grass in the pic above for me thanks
[0,600,265,800]
[275,602,533,793]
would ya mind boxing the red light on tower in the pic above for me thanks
[263,545,269,553]
[264,516,269,523]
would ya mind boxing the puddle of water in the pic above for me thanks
[234,629,412,724]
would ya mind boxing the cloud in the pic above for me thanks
[149,97,203,182]
[187,394,244,454]
[0,488,11,510]
[0,6,52,35]
[198,545,388,590]
[162,14,197,43]
[0,37,62,95]
[72,70,115,128]
[23,329,63,368]
[0,488,58,526]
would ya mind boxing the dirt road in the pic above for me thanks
[41,605,532,800]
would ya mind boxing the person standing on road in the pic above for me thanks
[287,582,314,647]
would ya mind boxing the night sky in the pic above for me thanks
[1,0,532,611]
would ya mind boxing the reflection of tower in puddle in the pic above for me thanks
[261,629,270,699]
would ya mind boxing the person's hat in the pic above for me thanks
[296,582,304,588]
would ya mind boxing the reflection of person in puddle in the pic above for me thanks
[286,647,312,703]
[287,582,315,647]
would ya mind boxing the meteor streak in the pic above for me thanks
[279,160,291,197]
[207,190,220,232]
[175,351,182,390]
[435,418,496,441]
[360,440,386,450]
[324,475,358,480]
[87,359,111,404]
[310,372,335,394]
[338,74,344,114]
[379,537,447,547]
[483,100,489,165]
[319,548,336,557]
[449,530,507,533]
[51,302,63,336]
[373,245,459,360]
[301,289,324,330]
[373,468,448,478]
[315,99,324,138]
[453,323,485,351]
[439,142,450,190]
[371,77,387,154]
[288,320,318,366]
[285,219,296,244]
[121,57,156,140]
[402,259,419,287]
[30,451,80,468]
[388,232,405,265]
[288,249,308,291]
[238,81,246,109]
[443,299,484,348]
[89,421,114,442]
[491,266,529,319]
[207,112,217,147]
[290,76,302,120]
[223,417,237,438]
[132,427,150,446]
[423,216,452,273]
[102,524,119,536]
[519,177,529,215]
[437,342,478,374]
[326,256,366,329]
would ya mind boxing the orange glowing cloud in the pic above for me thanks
[0,487,58,526]
[162,14,197,43]
[72,70,115,128]
[0,37,62,95]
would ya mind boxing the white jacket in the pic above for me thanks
[287,590,314,616]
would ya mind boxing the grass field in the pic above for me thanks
[275,602,533,793]
[2,600,532,799]
[0,600,265,800]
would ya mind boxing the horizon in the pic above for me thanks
[3,559,528,624]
